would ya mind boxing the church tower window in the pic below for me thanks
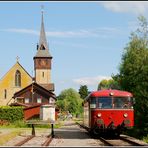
[40,44,45,50]
[4,89,7,99]
[15,70,21,87]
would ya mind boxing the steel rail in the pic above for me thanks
[41,135,53,146]
[14,135,35,146]
[99,137,114,146]
[119,136,148,146]
[77,122,148,146]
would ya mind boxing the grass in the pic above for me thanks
[142,135,148,143]
[0,121,62,146]
[0,119,63,146]
[0,130,21,146]
[0,120,62,129]
[124,128,148,144]
[73,117,83,121]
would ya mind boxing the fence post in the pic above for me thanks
[51,123,54,138]
[32,124,35,136]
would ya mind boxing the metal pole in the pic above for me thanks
[32,79,34,104]
[32,124,35,136]
[32,83,33,103]
[51,124,54,138]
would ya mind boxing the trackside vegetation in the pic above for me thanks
[112,15,148,142]
[0,106,24,123]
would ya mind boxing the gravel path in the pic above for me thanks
[2,120,103,147]
[49,120,103,147]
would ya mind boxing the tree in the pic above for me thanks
[56,88,83,116]
[97,79,120,90]
[78,85,89,99]
[116,15,148,137]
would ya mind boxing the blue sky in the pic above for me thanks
[0,1,148,95]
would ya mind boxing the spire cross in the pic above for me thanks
[16,56,20,62]
[41,5,44,14]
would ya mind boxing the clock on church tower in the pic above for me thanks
[41,60,46,66]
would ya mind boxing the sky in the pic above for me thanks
[0,1,148,95]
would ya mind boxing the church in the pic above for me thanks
[0,10,56,108]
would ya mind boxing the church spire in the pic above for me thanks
[35,6,52,58]
[39,7,48,50]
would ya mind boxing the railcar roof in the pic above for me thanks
[86,89,133,99]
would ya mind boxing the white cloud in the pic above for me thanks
[73,75,111,86]
[0,27,121,38]
[100,1,148,15]
[1,28,39,35]
[46,29,96,37]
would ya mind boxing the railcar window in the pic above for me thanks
[113,97,133,109]
[97,97,112,109]
[90,97,96,108]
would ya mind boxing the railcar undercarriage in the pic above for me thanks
[90,121,130,137]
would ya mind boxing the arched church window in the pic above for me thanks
[15,70,21,87]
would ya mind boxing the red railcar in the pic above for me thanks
[83,89,135,136]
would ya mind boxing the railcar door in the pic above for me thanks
[89,97,97,128]
[83,101,89,127]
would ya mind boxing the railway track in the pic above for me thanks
[14,135,35,146]
[77,122,148,147]
[77,122,89,131]
[14,134,53,146]
[4,122,148,147]
[99,136,148,146]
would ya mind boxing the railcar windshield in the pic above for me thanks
[97,97,112,109]
[90,96,134,109]
[113,97,133,109]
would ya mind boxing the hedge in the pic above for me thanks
[0,106,24,122]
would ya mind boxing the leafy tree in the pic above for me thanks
[97,79,120,90]
[56,88,83,116]
[115,15,148,137]
[78,85,89,99]
[98,79,108,90]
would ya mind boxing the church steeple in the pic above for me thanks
[35,8,52,58]
[33,8,54,91]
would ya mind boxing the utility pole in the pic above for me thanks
[32,82,34,104]
[32,70,34,104]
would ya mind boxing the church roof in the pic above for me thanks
[0,61,32,82]
[13,82,56,100]
[35,11,52,58]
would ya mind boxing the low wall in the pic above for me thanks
[23,104,58,120]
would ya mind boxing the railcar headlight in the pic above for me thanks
[110,92,114,96]
[97,113,102,117]
[124,113,128,118]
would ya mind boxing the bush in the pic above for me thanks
[0,106,24,122]
[143,135,148,143]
